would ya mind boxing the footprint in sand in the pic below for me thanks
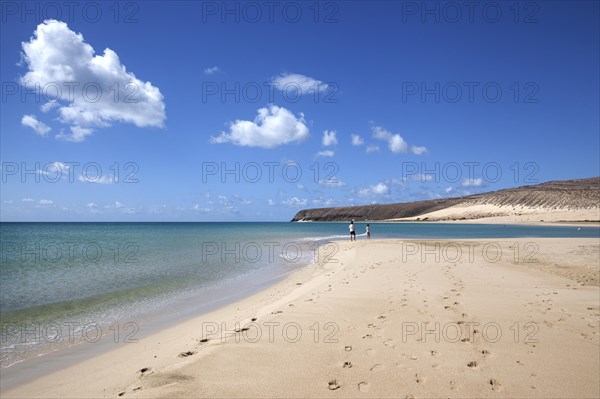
[178,351,196,358]
[139,367,151,375]
[345,345,353,352]
[358,382,370,392]
[481,350,491,356]
[370,364,385,372]
[415,373,426,383]
[343,361,353,369]
[430,350,439,356]
[467,361,478,368]
[489,378,503,391]
[328,380,341,390]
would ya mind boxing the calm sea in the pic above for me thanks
[1,222,598,368]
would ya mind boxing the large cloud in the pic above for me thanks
[211,104,309,148]
[20,20,165,141]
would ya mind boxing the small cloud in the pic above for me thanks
[322,130,337,146]
[316,150,335,157]
[411,145,428,155]
[445,187,453,193]
[21,114,51,136]
[21,198,35,202]
[87,202,97,208]
[272,73,328,94]
[312,198,336,207]
[115,201,126,208]
[351,134,364,146]
[78,174,116,184]
[357,182,390,197]
[462,178,484,187]
[56,126,94,142]
[203,66,220,75]
[319,178,345,187]
[372,125,426,155]
[192,204,211,212]
[38,199,53,205]
[267,199,276,206]
[282,197,308,207]
[413,173,433,182]
[366,145,379,153]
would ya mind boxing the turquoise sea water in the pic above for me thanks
[1,222,598,367]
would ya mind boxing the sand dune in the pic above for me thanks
[389,203,600,224]
[4,238,599,398]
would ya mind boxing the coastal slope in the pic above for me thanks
[291,177,600,223]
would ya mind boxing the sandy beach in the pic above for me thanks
[3,237,599,398]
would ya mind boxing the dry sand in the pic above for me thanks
[3,238,599,398]
[387,204,600,225]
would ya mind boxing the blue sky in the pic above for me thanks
[1,0,598,221]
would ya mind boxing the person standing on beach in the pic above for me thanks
[366,224,371,239]
[349,221,356,241]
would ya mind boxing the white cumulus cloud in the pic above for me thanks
[372,126,426,155]
[462,178,484,187]
[21,114,50,135]
[211,104,309,148]
[351,134,364,146]
[20,20,165,141]
[322,130,337,146]
[272,73,328,94]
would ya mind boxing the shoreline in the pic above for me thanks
[3,237,599,398]
[0,253,312,390]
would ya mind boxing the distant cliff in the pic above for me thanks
[291,177,600,222]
